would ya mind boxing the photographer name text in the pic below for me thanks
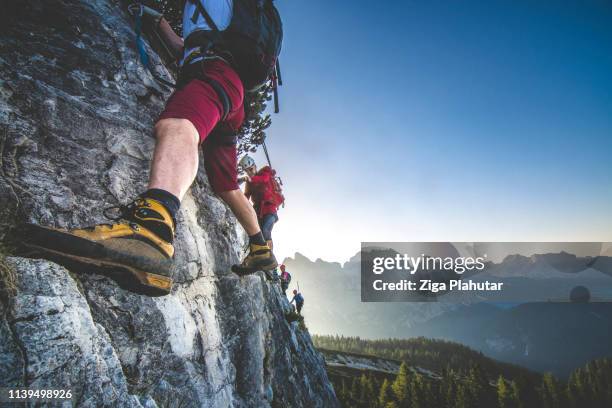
[371,254,503,292]
[372,279,503,292]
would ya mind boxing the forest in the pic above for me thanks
[314,335,612,408]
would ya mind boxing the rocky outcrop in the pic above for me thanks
[0,1,338,406]
[321,349,443,380]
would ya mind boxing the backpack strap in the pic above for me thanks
[184,0,233,59]
[178,58,232,122]
[180,2,235,137]
[189,0,220,31]
[204,76,231,122]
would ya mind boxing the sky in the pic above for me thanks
[248,0,612,263]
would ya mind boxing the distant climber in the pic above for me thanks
[290,289,304,315]
[239,155,284,250]
[279,264,291,295]
[23,0,283,296]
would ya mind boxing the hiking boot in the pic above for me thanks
[23,198,175,296]
[231,242,278,276]
[262,268,281,282]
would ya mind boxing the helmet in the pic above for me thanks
[293,289,297,295]
[280,264,286,272]
[239,155,256,171]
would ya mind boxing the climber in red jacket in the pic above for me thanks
[239,155,284,250]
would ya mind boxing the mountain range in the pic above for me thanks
[284,251,612,378]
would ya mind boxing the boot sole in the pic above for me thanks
[232,256,279,276]
[22,224,173,296]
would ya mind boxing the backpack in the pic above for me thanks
[252,166,284,209]
[269,170,285,209]
[185,0,283,91]
[282,271,291,284]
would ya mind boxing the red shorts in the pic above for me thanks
[158,59,245,193]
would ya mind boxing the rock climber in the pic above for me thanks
[279,264,291,295]
[24,0,283,295]
[238,154,284,250]
[290,289,304,315]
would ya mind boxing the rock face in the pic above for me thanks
[0,1,339,407]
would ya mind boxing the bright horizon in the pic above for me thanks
[249,0,612,263]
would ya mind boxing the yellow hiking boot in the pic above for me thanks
[231,242,278,276]
[23,198,175,296]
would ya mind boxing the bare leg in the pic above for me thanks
[218,189,261,236]
[149,118,199,200]
[224,185,276,272]
[149,118,263,240]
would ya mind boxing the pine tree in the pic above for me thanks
[423,381,438,408]
[358,373,376,405]
[512,375,538,408]
[410,373,426,408]
[351,376,361,405]
[510,380,523,408]
[361,374,376,407]
[379,378,394,408]
[443,370,458,408]
[540,373,565,408]
[392,362,411,406]
[359,374,368,402]
[466,365,490,408]
[566,359,612,408]
[455,382,473,408]
[497,376,515,408]
[567,368,585,408]
[338,378,349,406]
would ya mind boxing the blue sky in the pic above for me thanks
[248,0,612,262]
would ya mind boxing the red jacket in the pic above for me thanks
[245,166,282,217]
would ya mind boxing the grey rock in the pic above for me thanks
[0,1,339,407]
[3,257,139,408]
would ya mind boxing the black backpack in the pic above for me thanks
[186,0,283,91]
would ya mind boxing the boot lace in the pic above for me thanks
[102,198,149,228]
